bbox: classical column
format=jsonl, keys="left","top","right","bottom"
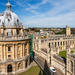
{"left": 13, "top": 44, "right": 15, "bottom": 59}
{"left": 23, "top": 44, "right": 24, "bottom": 57}
{"left": 23, "top": 61, "right": 25, "bottom": 69}
{"left": 20, "top": 29, "right": 23, "bottom": 36}
{"left": 21, "top": 44, "right": 23, "bottom": 58}
{"left": 1, "top": 45, "right": 3, "bottom": 61}
{"left": 4, "top": 45, "right": 6, "bottom": 60}
{"left": 22, "top": 44, "right": 24, "bottom": 57}
{"left": 24, "top": 44, "right": 25, "bottom": 56}
{"left": 27, "top": 42, "right": 29, "bottom": 54}
{"left": 16, "top": 44, "right": 18, "bottom": 59}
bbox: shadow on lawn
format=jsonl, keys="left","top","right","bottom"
{"left": 38, "top": 60, "right": 51, "bottom": 75}
{"left": 39, "top": 70, "right": 43, "bottom": 75}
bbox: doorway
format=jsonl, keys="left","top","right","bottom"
{"left": 7, "top": 64, "right": 12, "bottom": 73}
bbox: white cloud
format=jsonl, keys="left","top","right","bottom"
{"left": 21, "top": 0, "right": 75, "bottom": 27}
{"left": 12, "top": 0, "right": 75, "bottom": 27}
{"left": 25, "top": 0, "right": 50, "bottom": 14}
{"left": 22, "top": 9, "right": 75, "bottom": 27}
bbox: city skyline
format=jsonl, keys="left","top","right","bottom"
{"left": 0, "top": 0, "right": 75, "bottom": 27}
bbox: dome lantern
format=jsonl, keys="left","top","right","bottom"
{"left": 6, "top": 0, "right": 11, "bottom": 11}
{"left": 0, "top": 0, "right": 22, "bottom": 27}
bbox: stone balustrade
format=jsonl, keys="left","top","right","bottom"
{"left": 0, "top": 36, "right": 30, "bottom": 41}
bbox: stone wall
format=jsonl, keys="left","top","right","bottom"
{"left": 0, "top": 55, "right": 30, "bottom": 74}
{"left": 52, "top": 55, "right": 66, "bottom": 74}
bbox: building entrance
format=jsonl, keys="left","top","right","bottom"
{"left": 7, "top": 64, "right": 12, "bottom": 72}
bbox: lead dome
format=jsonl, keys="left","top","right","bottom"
{"left": 0, "top": 2, "right": 22, "bottom": 26}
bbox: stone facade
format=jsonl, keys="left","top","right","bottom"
{"left": 53, "top": 55, "right": 66, "bottom": 74}
{"left": 33, "top": 26, "right": 75, "bottom": 75}
{"left": 0, "top": 1, "right": 30, "bottom": 75}
{"left": 33, "top": 34, "right": 75, "bottom": 63}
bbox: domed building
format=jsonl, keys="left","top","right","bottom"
{"left": 0, "top": 1, "right": 30, "bottom": 75}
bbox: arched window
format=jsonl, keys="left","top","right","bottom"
{"left": 18, "top": 62, "right": 22, "bottom": 70}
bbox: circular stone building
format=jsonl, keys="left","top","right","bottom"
{"left": 0, "top": 2, "right": 30, "bottom": 75}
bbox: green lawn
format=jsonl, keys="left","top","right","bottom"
{"left": 59, "top": 51, "right": 66, "bottom": 59}
{"left": 18, "top": 66, "right": 43, "bottom": 75}
{"left": 70, "top": 50, "right": 74, "bottom": 54}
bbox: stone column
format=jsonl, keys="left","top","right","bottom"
{"left": 23, "top": 61, "right": 25, "bottom": 69}
{"left": 23, "top": 44, "right": 25, "bottom": 57}
{"left": 4, "top": 45, "right": 6, "bottom": 61}
{"left": 27, "top": 42, "right": 29, "bottom": 54}
{"left": 21, "top": 44, "right": 23, "bottom": 58}
{"left": 16, "top": 44, "right": 18, "bottom": 59}
{"left": 1, "top": 45, "right": 3, "bottom": 61}
{"left": 13, "top": 44, "right": 15, "bottom": 59}
{"left": 28, "top": 57, "right": 30, "bottom": 65}
{"left": 22, "top": 44, "right": 25, "bottom": 57}
{"left": 20, "top": 29, "right": 23, "bottom": 36}
{"left": 13, "top": 29, "right": 17, "bottom": 36}
{"left": 13, "top": 63, "right": 16, "bottom": 74}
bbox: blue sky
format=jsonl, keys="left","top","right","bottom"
{"left": 0, "top": 0, "right": 75, "bottom": 27}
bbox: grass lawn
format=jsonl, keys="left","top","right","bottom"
{"left": 18, "top": 66, "right": 43, "bottom": 75}
{"left": 70, "top": 50, "right": 74, "bottom": 54}
{"left": 59, "top": 51, "right": 66, "bottom": 59}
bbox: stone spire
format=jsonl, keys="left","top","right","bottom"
{"left": 6, "top": 0, "right": 11, "bottom": 11}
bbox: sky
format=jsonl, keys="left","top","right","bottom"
{"left": 0, "top": 0, "right": 75, "bottom": 28}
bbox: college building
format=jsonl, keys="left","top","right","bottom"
{"left": 33, "top": 25, "right": 75, "bottom": 75}
{"left": 0, "top": 1, "right": 30, "bottom": 75}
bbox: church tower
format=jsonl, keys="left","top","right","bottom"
{"left": 66, "top": 25, "right": 71, "bottom": 36}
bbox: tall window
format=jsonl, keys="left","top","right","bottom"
{"left": 49, "top": 43, "right": 50, "bottom": 48}
{"left": 6, "top": 29, "right": 11, "bottom": 36}
{"left": 58, "top": 42, "right": 59, "bottom": 46}
{"left": 17, "top": 29, "right": 19, "bottom": 35}
{"left": 8, "top": 46, "right": 11, "bottom": 52}
{"left": 61, "top": 42, "right": 62, "bottom": 46}
{"left": 55, "top": 42, "right": 56, "bottom": 47}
